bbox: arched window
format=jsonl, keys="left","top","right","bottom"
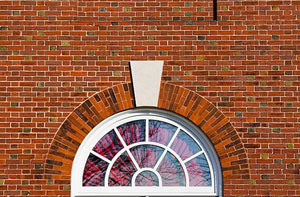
{"left": 72, "top": 108, "right": 222, "bottom": 196}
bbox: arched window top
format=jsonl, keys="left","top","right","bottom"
{"left": 72, "top": 108, "right": 222, "bottom": 196}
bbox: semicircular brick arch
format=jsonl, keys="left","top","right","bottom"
{"left": 44, "top": 82, "right": 249, "bottom": 192}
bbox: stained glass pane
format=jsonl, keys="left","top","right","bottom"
{"left": 130, "top": 145, "right": 164, "bottom": 168}
{"left": 117, "top": 120, "right": 145, "bottom": 145}
{"left": 92, "top": 129, "right": 123, "bottom": 160}
{"left": 171, "top": 130, "right": 202, "bottom": 161}
{"left": 135, "top": 171, "right": 159, "bottom": 186}
{"left": 149, "top": 120, "right": 177, "bottom": 145}
{"left": 157, "top": 152, "right": 185, "bottom": 186}
{"left": 109, "top": 152, "right": 137, "bottom": 186}
{"left": 83, "top": 153, "right": 109, "bottom": 186}
{"left": 186, "top": 154, "right": 211, "bottom": 186}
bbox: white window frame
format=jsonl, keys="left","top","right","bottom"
{"left": 71, "top": 108, "right": 223, "bottom": 197}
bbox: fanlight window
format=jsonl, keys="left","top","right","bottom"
{"left": 72, "top": 109, "right": 222, "bottom": 196}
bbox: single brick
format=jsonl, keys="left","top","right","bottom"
{"left": 35, "top": 164, "right": 43, "bottom": 169}
{"left": 285, "top": 102, "right": 293, "bottom": 107}
{"left": 260, "top": 81, "right": 267, "bottom": 86}
{"left": 197, "top": 86, "right": 204, "bottom": 91}
{"left": 113, "top": 71, "right": 121, "bottom": 76}
{"left": 272, "top": 35, "right": 280, "bottom": 40}
{"left": 149, "top": 26, "right": 157, "bottom": 31}
{"left": 159, "top": 51, "right": 167, "bottom": 56}
{"left": 62, "top": 41, "right": 70, "bottom": 46}
{"left": 184, "top": 71, "right": 192, "bottom": 76}
{"left": 111, "top": 22, "right": 119, "bottom": 26}
{"left": 272, "top": 66, "right": 279, "bottom": 70}
{"left": 285, "top": 71, "right": 292, "bottom": 75}
{"left": 0, "top": 46, "right": 8, "bottom": 50}
{"left": 37, "top": 31, "right": 45, "bottom": 36}
{"left": 247, "top": 76, "right": 255, "bottom": 81}
{"left": 148, "top": 36, "right": 155, "bottom": 40}
{"left": 13, "top": 11, "right": 19, "bottom": 15}
{"left": 249, "top": 180, "right": 256, "bottom": 184}
{"left": 210, "top": 41, "right": 218, "bottom": 46}
{"left": 88, "top": 51, "right": 95, "bottom": 56}
{"left": 123, "top": 7, "right": 131, "bottom": 12}
{"left": 274, "top": 159, "right": 281, "bottom": 164}
{"left": 10, "top": 154, "right": 17, "bottom": 159}
{"left": 261, "top": 175, "right": 270, "bottom": 180}
{"left": 49, "top": 117, "right": 58, "bottom": 123}
{"left": 248, "top": 97, "right": 255, "bottom": 102}
{"left": 24, "top": 56, "right": 32, "bottom": 61}
{"left": 111, "top": 51, "right": 118, "bottom": 56}
{"left": 197, "top": 56, "right": 205, "bottom": 61}
{"left": 47, "top": 180, "right": 54, "bottom": 185}
{"left": 288, "top": 180, "right": 295, "bottom": 185}
{"left": 23, "top": 128, "right": 31, "bottom": 133}
{"left": 197, "top": 7, "right": 204, "bottom": 12}
{"left": 221, "top": 97, "right": 229, "bottom": 102}
{"left": 247, "top": 26, "right": 255, "bottom": 30}
{"left": 24, "top": 36, "right": 32, "bottom": 41}
{"left": 221, "top": 6, "right": 229, "bottom": 11}
{"left": 286, "top": 144, "right": 293, "bottom": 149}
{"left": 260, "top": 102, "right": 268, "bottom": 107}
{"left": 172, "top": 76, "right": 180, "bottom": 81}
{"left": 272, "top": 6, "right": 279, "bottom": 10}
{"left": 11, "top": 102, "right": 19, "bottom": 107}
{"left": 184, "top": 2, "right": 193, "bottom": 7}
{"left": 123, "top": 46, "right": 131, "bottom": 51}
{"left": 111, "top": 2, "right": 118, "bottom": 7}
{"left": 50, "top": 46, "right": 56, "bottom": 51}
{"left": 22, "top": 191, "right": 29, "bottom": 195}
{"left": 235, "top": 112, "right": 242, "bottom": 117}
{"left": 173, "top": 66, "right": 180, "bottom": 71}
{"left": 173, "top": 17, "right": 180, "bottom": 21}
{"left": 172, "top": 7, "right": 180, "bottom": 12}
{"left": 222, "top": 65, "right": 229, "bottom": 71}
{"left": 37, "top": 82, "right": 45, "bottom": 87}
{"left": 22, "top": 180, "right": 29, "bottom": 185}
{"left": 87, "top": 31, "right": 94, "bottom": 36}
{"left": 0, "top": 26, "right": 8, "bottom": 30}
{"left": 75, "top": 87, "right": 83, "bottom": 92}
{"left": 38, "top": 11, "right": 45, "bottom": 16}
{"left": 63, "top": 185, "right": 71, "bottom": 191}
{"left": 99, "top": 7, "right": 107, "bottom": 12}
{"left": 0, "top": 180, "right": 3, "bottom": 185}
{"left": 198, "top": 36, "right": 205, "bottom": 40}
{"left": 272, "top": 128, "right": 281, "bottom": 133}
{"left": 248, "top": 128, "right": 256, "bottom": 133}
{"left": 13, "top": 50, "right": 19, "bottom": 55}
{"left": 185, "top": 12, "right": 193, "bottom": 17}
{"left": 185, "top": 21, "right": 193, "bottom": 25}
{"left": 261, "top": 153, "right": 268, "bottom": 159}
{"left": 234, "top": 51, "right": 243, "bottom": 55}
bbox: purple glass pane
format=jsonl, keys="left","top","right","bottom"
{"left": 186, "top": 154, "right": 211, "bottom": 186}
{"left": 136, "top": 171, "right": 159, "bottom": 186}
{"left": 117, "top": 120, "right": 145, "bottom": 145}
{"left": 149, "top": 120, "right": 177, "bottom": 145}
{"left": 157, "top": 152, "right": 185, "bottom": 186}
{"left": 130, "top": 145, "right": 164, "bottom": 168}
{"left": 109, "top": 152, "right": 137, "bottom": 186}
{"left": 92, "top": 129, "right": 123, "bottom": 160}
{"left": 83, "top": 153, "right": 108, "bottom": 186}
{"left": 171, "top": 130, "right": 202, "bottom": 161}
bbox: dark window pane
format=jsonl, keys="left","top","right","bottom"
{"left": 83, "top": 153, "right": 109, "bottom": 186}
{"left": 109, "top": 152, "right": 137, "bottom": 186}
{"left": 118, "top": 120, "right": 145, "bottom": 145}
{"left": 157, "top": 152, "right": 185, "bottom": 186}
{"left": 130, "top": 145, "right": 164, "bottom": 168}
{"left": 149, "top": 120, "right": 177, "bottom": 145}
{"left": 171, "top": 130, "right": 202, "bottom": 161}
{"left": 92, "top": 129, "right": 123, "bottom": 160}
{"left": 186, "top": 154, "right": 211, "bottom": 186}
{"left": 136, "top": 171, "right": 159, "bottom": 186}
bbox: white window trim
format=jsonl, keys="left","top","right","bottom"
{"left": 71, "top": 108, "right": 222, "bottom": 197}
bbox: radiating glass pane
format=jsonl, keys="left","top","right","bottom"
{"left": 117, "top": 120, "right": 145, "bottom": 145}
{"left": 186, "top": 154, "right": 211, "bottom": 186}
{"left": 130, "top": 145, "right": 164, "bottom": 168}
{"left": 92, "top": 129, "right": 123, "bottom": 160}
{"left": 109, "top": 152, "right": 137, "bottom": 186}
{"left": 83, "top": 153, "right": 108, "bottom": 186}
{"left": 136, "top": 171, "right": 159, "bottom": 186}
{"left": 170, "top": 130, "right": 202, "bottom": 161}
{"left": 149, "top": 120, "right": 177, "bottom": 145}
{"left": 157, "top": 152, "right": 185, "bottom": 186}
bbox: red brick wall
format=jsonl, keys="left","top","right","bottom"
{"left": 0, "top": 0, "right": 299, "bottom": 196}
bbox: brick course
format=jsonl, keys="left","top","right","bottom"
{"left": 0, "top": 0, "right": 300, "bottom": 196}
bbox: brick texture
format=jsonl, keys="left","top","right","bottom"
{"left": 0, "top": 0, "right": 300, "bottom": 196}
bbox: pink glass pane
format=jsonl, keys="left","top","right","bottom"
{"left": 109, "top": 152, "right": 137, "bottom": 186}
{"left": 149, "top": 120, "right": 177, "bottom": 145}
{"left": 130, "top": 145, "right": 164, "bottom": 168}
{"left": 186, "top": 154, "right": 211, "bottom": 186}
{"left": 92, "top": 130, "right": 123, "bottom": 160}
{"left": 157, "top": 152, "right": 185, "bottom": 186}
{"left": 83, "top": 153, "right": 108, "bottom": 186}
{"left": 135, "top": 171, "right": 159, "bottom": 186}
{"left": 117, "top": 120, "right": 145, "bottom": 145}
{"left": 171, "top": 130, "right": 202, "bottom": 161}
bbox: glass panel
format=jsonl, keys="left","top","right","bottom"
{"left": 83, "top": 153, "right": 108, "bottom": 186}
{"left": 109, "top": 152, "right": 137, "bottom": 186}
{"left": 157, "top": 152, "right": 185, "bottom": 186}
{"left": 186, "top": 154, "right": 212, "bottom": 186}
{"left": 149, "top": 120, "right": 177, "bottom": 145}
{"left": 130, "top": 145, "right": 164, "bottom": 168}
{"left": 117, "top": 120, "right": 145, "bottom": 145}
{"left": 170, "top": 130, "right": 202, "bottom": 161}
{"left": 92, "top": 129, "right": 123, "bottom": 160}
{"left": 136, "top": 171, "right": 159, "bottom": 186}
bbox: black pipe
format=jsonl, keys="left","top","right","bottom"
{"left": 213, "top": 0, "right": 217, "bottom": 21}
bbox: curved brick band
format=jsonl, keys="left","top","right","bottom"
{"left": 44, "top": 82, "right": 249, "bottom": 193}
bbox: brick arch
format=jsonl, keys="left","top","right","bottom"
{"left": 44, "top": 82, "right": 249, "bottom": 192}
